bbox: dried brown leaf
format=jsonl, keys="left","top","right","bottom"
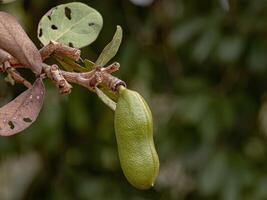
{"left": 0, "top": 48, "right": 11, "bottom": 63}
{"left": 0, "top": 12, "right": 42, "bottom": 74}
{"left": 0, "top": 78, "right": 45, "bottom": 136}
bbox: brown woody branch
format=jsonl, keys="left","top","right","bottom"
{"left": 4, "top": 61, "right": 32, "bottom": 88}
{"left": 39, "top": 41, "right": 81, "bottom": 61}
{"left": 2, "top": 42, "right": 126, "bottom": 93}
{"left": 9, "top": 41, "right": 81, "bottom": 67}
{"left": 43, "top": 63, "right": 72, "bottom": 94}
{"left": 59, "top": 62, "right": 125, "bottom": 92}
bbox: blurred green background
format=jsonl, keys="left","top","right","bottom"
{"left": 1, "top": 0, "right": 267, "bottom": 199}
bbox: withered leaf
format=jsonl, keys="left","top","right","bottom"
{"left": 0, "top": 12, "right": 42, "bottom": 75}
{"left": 0, "top": 48, "right": 11, "bottom": 64}
{"left": 0, "top": 78, "right": 45, "bottom": 136}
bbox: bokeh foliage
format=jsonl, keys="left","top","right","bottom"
{"left": 1, "top": 0, "right": 267, "bottom": 199}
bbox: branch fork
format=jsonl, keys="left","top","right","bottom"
{"left": 1, "top": 42, "right": 125, "bottom": 95}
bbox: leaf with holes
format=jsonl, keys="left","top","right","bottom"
{"left": 38, "top": 2, "right": 103, "bottom": 49}
{"left": 0, "top": 78, "right": 45, "bottom": 136}
{"left": 95, "top": 26, "right": 123, "bottom": 66}
{"left": 0, "top": 12, "right": 42, "bottom": 74}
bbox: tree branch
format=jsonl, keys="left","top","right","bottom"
{"left": 1, "top": 42, "right": 126, "bottom": 94}
{"left": 8, "top": 41, "right": 81, "bottom": 67}
{"left": 3, "top": 61, "right": 32, "bottom": 88}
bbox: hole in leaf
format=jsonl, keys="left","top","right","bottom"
{"left": 39, "top": 28, "right": 43, "bottom": 37}
{"left": 47, "top": 15, "right": 52, "bottom": 20}
{"left": 88, "top": 22, "right": 95, "bottom": 26}
{"left": 69, "top": 42, "right": 74, "bottom": 47}
{"left": 23, "top": 118, "right": 32, "bottom": 123}
{"left": 65, "top": 7, "right": 72, "bottom": 20}
{"left": 51, "top": 25, "right": 58, "bottom": 30}
{"left": 8, "top": 121, "right": 15, "bottom": 129}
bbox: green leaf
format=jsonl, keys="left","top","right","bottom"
{"left": 98, "top": 85, "right": 119, "bottom": 101}
{"left": 56, "top": 58, "right": 73, "bottom": 72}
{"left": 95, "top": 25, "right": 123, "bottom": 66}
{"left": 84, "top": 59, "right": 95, "bottom": 71}
{"left": 95, "top": 87, "right": 116, "bottom": 111}
{"left": 56, "top": 56, "right": 88, "bottom": 72}
{"left": 37, "top": 2, "right": 103, "bottom": 48}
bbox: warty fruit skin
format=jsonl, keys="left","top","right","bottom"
{"left": 114, "top": 87, "right": 159, "bottom": 190}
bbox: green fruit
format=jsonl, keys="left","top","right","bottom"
{"left": 114, "top": 87, "right": 160, "bottom": 190}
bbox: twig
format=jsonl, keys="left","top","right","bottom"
{"left": 3, "top": 61, "right": 32, "bottom": 88}
{"left": 0, "top": 49, "right": 31, "bottom": 88}
{"left": 43, "top": 63, "right": 72, "bottom": 94}
{"left": 41, "top": 61, "right": 125, "bottom": 93}
{"left": 1, "top": 42, "right": 125, "bottom": 93}
{"left": 102, "top": 62, "right": 120, "bottom": 74}
{"left": 9, "top": 42, "right": 81, "bottom": 67}
{"left": 39, "top": 41, "right": 81, "bottom": 61}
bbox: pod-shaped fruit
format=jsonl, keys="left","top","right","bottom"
{"left": 114, "top": 87, "right": 159, "bottom": 190}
